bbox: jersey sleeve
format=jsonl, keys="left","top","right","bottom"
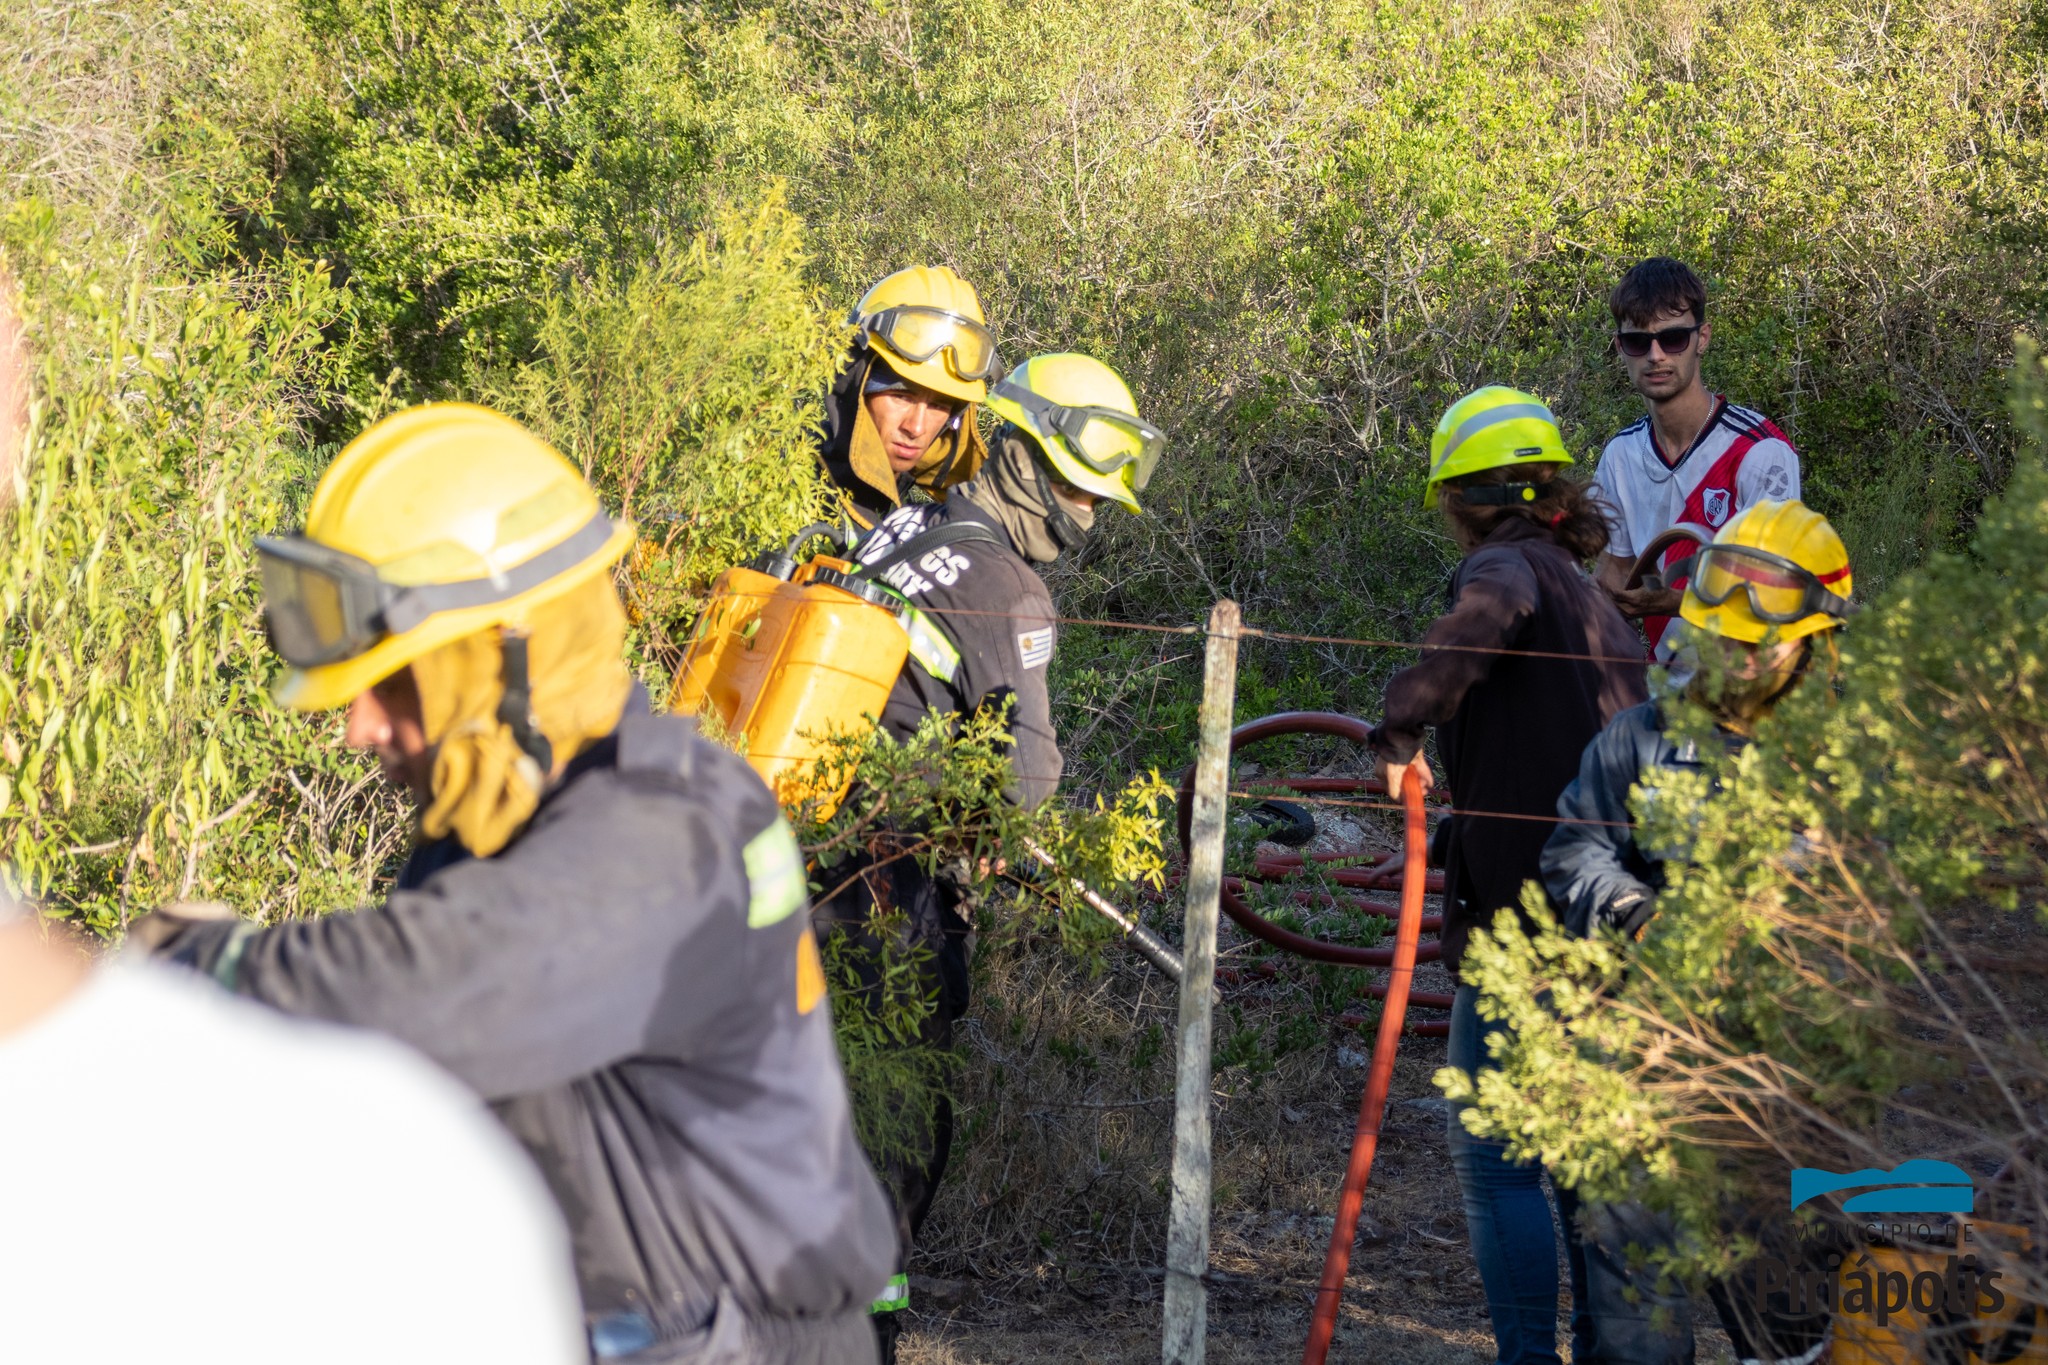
{"left": 1735, "top": 437, "right": 1800, "bottom": 508}
{"left": 1590, "top": 442, "right": 1635, "bottom": 559}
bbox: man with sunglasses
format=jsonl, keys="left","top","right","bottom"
{"left": 1592, "top": 258, "right": 1801, "bottom": 651}
{"left": 819, "top": 267, "right": 1001, "bottom": 531}
{"left": 827, "top": 352, "right": 1164, "bottom": 1361}
{"left": 1539, "top": 498, "right": 1849, "bottom": 1365}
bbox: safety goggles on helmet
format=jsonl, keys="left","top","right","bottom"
{"left": 257, "top": 512, "right": 622, "bottom": 668}
{"left": 853, "top": 305, "right": 1001, "bottom": 383}
{"left": 990, "top": 379, "right": 1165, "bottom": 491}
{"left": 1687, "top": 543, "right": 1852, "bottom": 626}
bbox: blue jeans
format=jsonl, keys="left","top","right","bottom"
{"left": 1450, "top": 984, "right": 1696, "bottom": 1365}
{"left": 1447, "top": 983, "right": 1586, "bottom": 1365}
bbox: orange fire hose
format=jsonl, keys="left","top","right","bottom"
{"left": 1301, "top": 766, "right": 1430, "bottom": 1365}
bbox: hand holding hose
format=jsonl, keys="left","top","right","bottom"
{"left": 1381, "top": 752, "right": 1434, "bottom": 800}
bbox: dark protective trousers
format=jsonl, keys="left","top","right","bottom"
{"left": 813, "top": 849, "right": 974, "bottom": 1365}
{"left": 1451, "top": 986, "right": 1828, "bottom": 1365}
{"left": 1552, "top": 1185, "right": 1832, "bottom": 1364}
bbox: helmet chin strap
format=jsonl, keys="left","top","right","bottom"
{"left": 1030, "top": 449, "right": 1090, "bottom": 552}
{"left": 497, "top": 629, "right": 554, "bottom": 774}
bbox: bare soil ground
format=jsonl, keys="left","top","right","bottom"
{"left": 893, "top": 775, "right": 1745, "bottom": 1363}
{"left": 898, "top": 1001, "right": 1742, "bottom": 1363}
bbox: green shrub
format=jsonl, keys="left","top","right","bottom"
{"left": 472, "top": 190, "right": 847, "bottom": 681}
{"left": 0, "top": 203, "right": 392, "bottom": 928}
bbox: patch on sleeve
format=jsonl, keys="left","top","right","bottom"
{"left": 742, "top": 819, "right": 808, "bottom": 928}
{"left": 1016, "top": 626, "right": 1054, "bottom": 670}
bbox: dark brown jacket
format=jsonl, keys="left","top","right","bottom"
{"left": 1367, "top": 518, "right": 1647, "bottom": 978}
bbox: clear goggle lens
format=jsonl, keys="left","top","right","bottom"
{"left": 1691, "top": 546, "right": 1837, "bottom": 623}
{"left": 1063, "top": 411, "right": 1162, "bottom": 490}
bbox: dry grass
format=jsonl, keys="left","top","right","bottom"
{"left": 904, "top": 786, "right": 1747, "bottom": 1360}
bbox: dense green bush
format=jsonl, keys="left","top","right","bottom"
{"left": 267, "top": 1, "right": 2044, "bottom": 718}
{"left": 472, "top": 191, "right": 848, "bottom": 675}
{"left": 0, "top": 202, "right": 385, "bottom": 928}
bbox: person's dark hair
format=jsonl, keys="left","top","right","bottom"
{"left": 1438, "top": 463, "right": 1611, "bottom": 561}
{"left": 1608, "top": 257, "right": 1707, "bottom": 329}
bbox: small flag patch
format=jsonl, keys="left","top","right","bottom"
{"left": 1017, "top": 627, "right": 1054, "bottom": 669}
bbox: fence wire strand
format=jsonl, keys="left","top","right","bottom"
{"left": 685, "top": 587, "right": 1659, "bottom": 666}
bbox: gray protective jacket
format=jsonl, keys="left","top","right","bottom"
{"left": 150, "top": 701, "right": 897, "bottom": 1357}
{"left": 851, "top": 499, "right": 1062, "bottom": 807}
{"left": 1540, "top": 699, "right": 1745, "bottom": 938}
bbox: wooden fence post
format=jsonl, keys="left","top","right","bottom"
{"left": 1163, "top": 599, "right": 1241, "bottom": 1365}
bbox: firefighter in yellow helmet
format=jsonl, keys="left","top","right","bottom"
{"left": 828, "top": 352, "right": 1162, "bottom": 1361}
{"left": 819, "top": 267, "right": 1000, "bottom": 530}
{"left": 134, "top": 404, "right": 897, "bottom": 1364}
{"left": 1541, "top": 500, "right": 1851, "bottom": 1365}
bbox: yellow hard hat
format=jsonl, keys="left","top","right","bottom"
{"left": 986, "top": 353, "right": 1163, "bottom": 514}
{"left": 1425, "top": 386, "right": 1572, "bottom": 508}
{"left": 1679, "top": 499, "right": 1852, "bottom": 644}
{"left": 852, "top": 266, "right": 997, "bottom": 405}
{"left": 257, "top": 403, "right": 635, "bottom": 711}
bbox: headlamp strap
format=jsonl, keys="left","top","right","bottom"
{"left": 496, "top": 629, "right": 553, "bottom": 775}
{"left": 1460, "top": 481, "right": 1551, "bottom": 506}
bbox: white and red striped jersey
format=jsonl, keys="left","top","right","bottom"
{"left": 1592, "top": 397, "right": 1801, "bottom": 650}
{"left": 1592, "top": 397, "right": 1800, "bottom": 561}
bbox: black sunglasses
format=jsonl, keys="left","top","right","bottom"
{"left": 1615, "top": 325, "right": 1700, "bottom": 358}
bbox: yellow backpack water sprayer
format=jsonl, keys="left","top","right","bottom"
{"left": 669, "top": 521, "right": 1006, "bottom": 816}
{"left": 673, "top": 520, "right": 1193, "bottom": 983}
{"left": 668, "top": 524, "right": 913, "bottom": 817}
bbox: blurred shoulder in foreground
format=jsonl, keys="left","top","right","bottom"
{"left": 0, "top": 912, "right": 585, "bottom": 1365}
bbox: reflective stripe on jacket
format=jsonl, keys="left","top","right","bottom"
{"left": 853, "top": 500, "right": 1063, "bottom": 808}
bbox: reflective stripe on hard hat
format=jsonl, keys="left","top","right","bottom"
{"left": 870, "top": 1274, "right": 910, "bottom": 1314}
{"left": 902, "top": 606, "right": 962, "bottom": 683}
{"left": 1430, "top": 401, "right": 1558, "bottom": 478}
